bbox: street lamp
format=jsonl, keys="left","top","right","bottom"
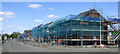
{"left": 0, "top": 31, "right": 3, "bottom": 43}
{"left": 38, "top": 28, "right": 41, "bottom": 43}
{"left": 100, "top": 14, "right": 102, "bottom": 46}
{"left": 99, "top": 8, "right": 103, "bottom": 46}
{"left": 100, "top": 10, "right": 103, "bottom": 46}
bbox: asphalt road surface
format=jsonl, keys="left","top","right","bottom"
{"left": 2, "top": 40, "right": 119, "bottom": 52}
{"left": 0, "top": 40, "right": 2, "bottom": 54}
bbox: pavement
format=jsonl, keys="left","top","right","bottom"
{"left": 1, "top": 39, "right": 119, "bottom": 52}
{"left": 21, "top": 40, "right": 43, "bottom": 47}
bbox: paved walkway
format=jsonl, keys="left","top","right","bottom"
{"left": 16, "top": 40, "right": 117, "bottom": 49}
{"left": 2, "top": 40, "right": 119, "bottom": 52}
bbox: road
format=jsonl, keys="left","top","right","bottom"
{"left": 0, "top": 40, "right": 2, "bottom": 54}
{"left": 2, "top": 40, "right": 119, "bottom": 52}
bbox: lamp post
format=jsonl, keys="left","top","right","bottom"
{"left": 99, "top": 8, "right": 103, "bottom": 46}
{"left": 66, "top": 35, "right": 67, "bottom": 46}
{"left": 39, "top": 28, "right": 40, "bottom": 43}
{"left": 100, "top": 10, "right": 103, "bottom": 46}
{"left": 47, "top": 30, "right": 49, "bottom": 43}
{"left": 42, "top": 28, "right": 44, "bottom": 44}
{"left": 100, "top": 14, "right": 101, "bottom": 46}
{"left": 39, "top": 36, "right": 40, "bottom": 43}
{"left": 0, "top": 31, "right": 3, "bottom": 43}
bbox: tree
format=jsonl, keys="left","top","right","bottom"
{"left": 1, "top": 33, "right": 9, "bottom": 41}
{"left": 24, "top": 30, "right": 31, "bottom": 33}
{"left": 10, "top": 32, "right": 21, "bottom": 38}
{"left": 4, "top": 33, "right": 9, "bottom": 39}
{"left": 23, "top": 30, "right": 31, "bottom": 39}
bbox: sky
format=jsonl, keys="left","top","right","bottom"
{"left": 0, "top": 2, "right": 118, "bottom": 34}
{"left": 2, "top": 0, "right": 120, "bottom": 2}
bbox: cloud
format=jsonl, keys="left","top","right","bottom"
{"left": 113, "top": 13, "right": 116, "bottom": 16}
{"left": 17, "top": 26, "right": 24, "bottom": 30}
{"left": 6, "top": 21, "right": 8, "bottom": 23}
{"left": 0, "top": 18, "right": 4, "bottom": 21}
{"left": 0, "top": 11, "right": 15, "bottom": 18}
{"left": 34, "top": 20, "right": 43, "bottom": 22}
{"left": 8, "top": 25, "right": 12, "bottom": 28}
{"left": 47, "top": 14, "right": 59, "bottom": 18}
{"left": 0, "top": 23, "right": 3, "bottom": 26}
{"left": 49, "top": 8, "right": 55, "bottom": 10}
{"left": 0, "top": 12, "right": 4, "bottom": 15}
{"left": 28, "top": 4, "right": 42, "bottom": 8}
